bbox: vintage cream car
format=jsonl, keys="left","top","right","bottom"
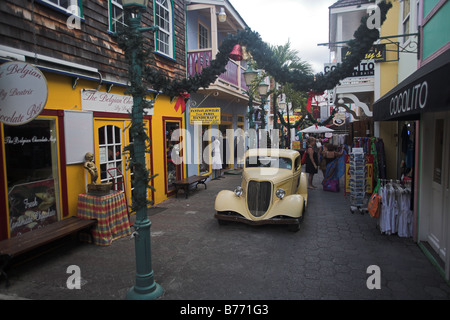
{"left": 214, "top": 149, "right": 308, "bottom": 231}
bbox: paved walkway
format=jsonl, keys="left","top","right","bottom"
{"left": 0, "top": 171, "right": 449, "bottom": 300}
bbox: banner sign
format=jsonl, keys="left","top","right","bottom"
{"left": 0, "top": 62, "right": 48, "bottom": 125}
{"left": 190, "top": 108, "right": 220, "bottom": 125}
{"left": 81, "top": 90, "right": 153, "bottom": 115}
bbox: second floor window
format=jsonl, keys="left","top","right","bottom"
{"left": 198, "top": 23, "right": 209, "bottom": 49}
{"left": 402, "top": 0, "right": 411, "bottom": 43}
{"left": 109, "top": 0, "right": 126, "bottom": 33}
{"left": 40, "top": 0, "right": 81, "bottom": 16}
{"left": 155, "top": 0, "right": 173, "bottom": 58}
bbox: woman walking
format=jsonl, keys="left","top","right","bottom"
{"left": 305, "top": 137, "right": 319, "bottom": 189}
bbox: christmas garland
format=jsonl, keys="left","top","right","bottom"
{"left": 139, "top": 1, "right": 391, "bottom": 100}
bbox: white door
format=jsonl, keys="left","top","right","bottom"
{"left": 428, "top": 112, "right": 450, "bottom": 262}
{"left": 443, "top": 114, "right": 450, "bottom": 279}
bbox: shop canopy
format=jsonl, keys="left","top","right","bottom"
{"left": 373, "top": 49, "right": 450, "bottom": 121}
{"left": 300, "top": 125, "right": 334, "bottom": 134}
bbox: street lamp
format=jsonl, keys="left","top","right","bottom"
{"left": 122, "top": 0, "right": 163, "bottom": 300}
{"left": 257, "top": 80, "right": 269, "bottom": 97}
{"left": 217, "top": 7, "right": 227, "bottom": 23}
{"left": 243, "top": 64, "right": 258, "bottom": 87}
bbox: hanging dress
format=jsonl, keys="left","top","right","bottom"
{"left": 212, "top": 139, "right": 222, "bottom": 170}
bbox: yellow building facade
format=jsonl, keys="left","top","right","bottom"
{"left": 0, "top": 68, "right": 186, "bottom": 239}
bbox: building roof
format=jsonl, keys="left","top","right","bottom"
{"left": 329, "top": 0, "right": 375, "bottom": 9}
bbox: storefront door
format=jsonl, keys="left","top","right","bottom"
{"left": 164, "top": 118, "right": 182, "bottom": 195}
{"left": 3, "top": 118, "right": 61, "bottom": 237}
{"left": 94, "top": 118, "right": 153, "bottom": 208}
{"left": 428, "top": 112, "right": 450, "bottom": 262}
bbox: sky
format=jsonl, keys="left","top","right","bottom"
{"left": 229, "top": 0, "right": 337, "bottom": 74}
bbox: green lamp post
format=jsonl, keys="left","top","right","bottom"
{"left": 122, "top": 0, "right": 163, "bottom": 300}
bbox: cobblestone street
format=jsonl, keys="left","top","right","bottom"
{"left": 1, "top": 173, "right": 449, "bottom": 300}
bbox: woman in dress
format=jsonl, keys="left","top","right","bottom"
{"left": 305, "top": 137, "right": 319, "bottom": 189}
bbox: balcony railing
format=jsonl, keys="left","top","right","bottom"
{"left": 187, "top": 49, "right": 249, "bottom": 93}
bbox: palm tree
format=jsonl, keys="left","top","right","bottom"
{"left": 269, "top": 40, "right": 312, "bottom": 147}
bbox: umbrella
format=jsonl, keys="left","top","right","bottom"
{"left": 300, "top": 125, "right": 334, "bottom": 133}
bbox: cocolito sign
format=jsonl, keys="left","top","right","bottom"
{"left": 389, "top": 81, "right": 428, "bottom": 117}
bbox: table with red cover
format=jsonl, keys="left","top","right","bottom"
{"left": 77, "top": 191, "right": 131, "bottom": 246}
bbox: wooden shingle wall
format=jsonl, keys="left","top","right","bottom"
{"left": 0, "top": 0, "right": 186, "bottom": 85}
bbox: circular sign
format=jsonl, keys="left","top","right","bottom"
{"left": 0, "top": 61, "right": 48, "bottom": 125}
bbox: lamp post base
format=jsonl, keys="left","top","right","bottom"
{"left": 126, "top": 282, "right": 164, "bottom": 300}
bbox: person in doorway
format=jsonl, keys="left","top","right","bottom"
{"left": 305, "top": 137, "right": 319, "bottom": 189}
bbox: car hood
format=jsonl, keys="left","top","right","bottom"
{"left": 243, "top": 168, "right": 292, "bottom": 184}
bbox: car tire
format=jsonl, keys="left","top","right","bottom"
{"left": 288, "top": 220, "right": 300, "bottom": 232}
{"left": 217, "top": 218, "right": 229, "bottom": 226}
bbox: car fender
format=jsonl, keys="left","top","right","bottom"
{"left": 265, "top": 194, "right": 305, "bottom": 219}
{"left": 298, "top": 172, "right": 308, "bottom": 206}
{"left": 214, "top": 190, "right": 247, "bottom": 216}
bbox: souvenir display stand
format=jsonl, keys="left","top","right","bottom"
{"left": 349, "top": 148, "right": 367, "bottom": 214}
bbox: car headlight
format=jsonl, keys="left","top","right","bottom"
{"left": 234, "top": 186, "right": 243, "bottom": 197}
{"left": 276, "top": 188, "right": 285, "bottom": 199}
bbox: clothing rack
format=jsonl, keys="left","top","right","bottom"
{"left": 377, "top": 179, "right": 413, "bottom": 237}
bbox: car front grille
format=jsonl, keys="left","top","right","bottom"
{"left": 247, "top": 181, "right": 272, "bottom": 217}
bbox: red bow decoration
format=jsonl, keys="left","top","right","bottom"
{"left": 174, "top": 92, "right": 190, "bottom": 114}
{"left": 306, "top": 90, "right": 324, "bottom": 113}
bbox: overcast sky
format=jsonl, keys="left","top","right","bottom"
{"left": 229, "top": 0, "right": 337, "bottom": 74}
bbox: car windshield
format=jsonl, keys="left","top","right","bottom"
{"left": 245, "top": 156, "right": 292, "bottom": 169}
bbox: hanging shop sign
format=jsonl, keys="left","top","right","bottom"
{"left": 277, "top": 115, "right": 300, "bottom": 123}
{"left": 81, "top": 90, "right": 153, "bottom": 115}
{"left": 190, "top": 108, "right": 220, "bottom": 125}
{"left": 333, "top": 112, "right": 346, "bottom": 126}
{"left": 324, "top": 60, "right": 375, "bottom": 78}
{"left": 0, "top": 62, "right": 48, "bottom": 125}
{"left": 342, "top": 44, "right": 386, "bottom": 62}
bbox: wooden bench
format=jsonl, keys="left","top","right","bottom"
{"left": 0, "top": 217, "right": 97, "bottom": 287}
{"left": 173, "top": 175, "right": 208, "bottom": 198}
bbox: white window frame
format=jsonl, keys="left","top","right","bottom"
{"left": 154, "top": 0, "right": 174, "bottom": 58}
{"left": 401, "top": 0, "right": 411, "bottom": 44}
{"left": 198, "top": 21, "right": 210, "bottom": 49}
{"left": 109, "top": 0, "right": 126, "bottom": 33}
{"left": 39, "top": 0, "right": 81, "bottom": 17}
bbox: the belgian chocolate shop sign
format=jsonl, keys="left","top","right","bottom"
{"left": 0, "top": 61, "right": 48, "bottom": 125}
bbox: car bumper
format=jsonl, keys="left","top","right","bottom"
{"left": 214, "top": 211, "right": 301, "bottom": 226}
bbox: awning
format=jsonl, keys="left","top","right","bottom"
{"left": 373, "top": 49, "right": 450, "bottom": 121}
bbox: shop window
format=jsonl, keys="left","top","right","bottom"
{"left": 98, "top": 125, "right": 124, "bottom": 190}
{"left": 4, "top": 119, "right": 60, "bottom": 237}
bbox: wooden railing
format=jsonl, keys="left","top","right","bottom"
{"left": 187, "top": 49, "right": 248, "bottom": 92}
